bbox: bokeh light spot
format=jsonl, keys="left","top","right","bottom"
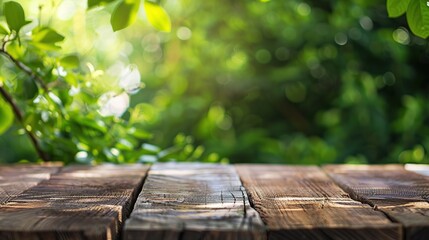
{"left": 393, "top": 28, "right": 410, "bottom": 45}
{"left": 255, "top": 49, "right": 272, "bottom": 64}
{"left": 297, "top": 3, "right": 311, "bottom": 16}
{"left": 359, "top": 16, "right": 373, "bottom": 31}
{"left": 334, "top": 32, "right": 348, "bottom": 45}
{"left": 383, "top": 72, "right": 396, "bottom": 86}
{"left": 177, "top": 26, "right": 192, "bottom": 40}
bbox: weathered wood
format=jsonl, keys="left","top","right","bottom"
{"left": 124, "top": 163, "right": 266, "bottom": 240}
{"left": 236, "top": 165, "right": 401, "bottom": 240}
{"left": 324, "top": 164, "right": 429, "bottom": 240}
{"left": 0, "top": 163, "right": 61, "bottom": 204}
{"left": 0, "top": 164, "right": 149, "bottom": 240}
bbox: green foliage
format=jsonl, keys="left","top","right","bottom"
{"left": 108, "top": 0, "right": 171, "bottom": 32}
{"left": 31, "top": 27, "right": 64, "bottom": 50}
{"left": 16, "top": 77, "right": 38, "bottom": 100}
{"left": 59, "top": 55, "right": 80, "bottom": 68}
{"left": 144, "top": 1, "right": 171, "bottom": 32}
{"left": 0, "top": 23, "right": 9, "bottom": 35}
{"left": 406, "top": 0, "right": 429, "bottom": 38}
{"left": 4, "top": 1, "right": 29, "bottom": 33}
{"left": 0, "top": 0, "right": 428, "bottom": 166}
{"left": 387, "top": 0, "right": 411, "bottom": 17}
{"left": 0, "top": 95, "right": 13, "bottom": 135}
{"left": 111, "top": 0, "right": 140, "bottom": 31}
{"left": 121, "top": 0, "right": 428, "bottom": 164}
{"left": 0, "top": 0, "right": 198, "bottom": 164}
{"left": 88, "top": 0, "right": 116, "bottom": 9}
{"left": 32, "top": 27, "right": 64, "bottom": 43}
{"left": 387, "top": 0, "right": 429, "bottom": 38}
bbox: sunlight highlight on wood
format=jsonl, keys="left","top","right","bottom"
{"left": 0, "top": 164, "right": 148, "bottom": 239}
{"left": 324, "top": 164, "right": 429, "bottom": 240}
{"left": 236, "top": 165, "right": 401, "bottom": 240}
{"left": 124, "top": 162, "right": 265, "bottom": 240}
{"left": 0, "top": 163, "right": 61, "bottom": 205}
{"left": 405, "top": 164, "right": 429, "bottom": 177}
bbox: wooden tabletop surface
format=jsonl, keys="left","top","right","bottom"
{"left": 0, "top": 163, "right": 427, "bottom": 240}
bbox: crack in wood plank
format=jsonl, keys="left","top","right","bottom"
{"left": 124, "top": 162, "right": 266, "bottom": 240}
{"left": 0, "top": 164, "right": 149, "bottom": 240}
{"left": 236, "top": 164, "right": 401, "bottom": 240}
{"left": 323, "top": 164, "right": 429, "bottom": 240}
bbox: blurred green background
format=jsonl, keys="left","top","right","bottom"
{"left": 1, "top": 0, "right": 428, "bottom": 164}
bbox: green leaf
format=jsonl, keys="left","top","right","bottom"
{"left": 32, "top": 27, "right": 65, "bottom": 43}
{"left": 116, "top": 138, "right": 135, "bottom": 150}
{"left": 30, "top": 42, "right": 61, "bottom": 51}
{"left": 387, "top": 0, "right": 411, "bottom": 17}
{"left": 16, "top": 77, "right": 38, "bottom": 100}
{"left": 157, "top": 146, "right": 181, "bottom": 160}
{"left": 87, "top": 0, "right": 116, "bottom": 9}
{"left": 144, "top": 1, "right": 171, "bottom": 32}
{"left": 30, "top": 27, "right": 65, "bottom": 50}
{"left": 4, "top": 1, "right": 29, "bottom": 33}
{"left": 70, "top": 115, "right": 107, "bottom": 133}
{"left": 4, "top": 40, "right": 24, "bottom": 57}
{"left": 57, "top": 88, "right": 72, "bottom": 106}
{"left": 141, "top": 143, "right": 161, "bottom": 154}
{"left": 60, "top": 55, "right": 80, "bottom": 68}
{"left": 128, "top": 127, "right": 152, "bottom": 139}
{"left": 110, "top": 0, "right": 140, "bottom": 32}
{"left": 0, "top": 22, "right": 10, "bottom": 35}
{"left": 0, "top": 95, "right": 14, "bottom": 135}
{"left": 407, "top": 0, "right": 429, "bottom": 38}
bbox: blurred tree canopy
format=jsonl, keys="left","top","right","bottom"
{"left": 0, "top": 0, "right": 428, "bottom": 165}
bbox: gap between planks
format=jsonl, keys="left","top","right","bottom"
{"left": 2, "top": 163, "right": 424, "bottom": 240}
{"left": 0, "top": 164, "right": 149, "bottom": 240}
{"left": 124, "top": 162, "right": 266, "bottom": 240}
{"left": 323, "top": 164, "right": 429, "bottom": 240}
{"left": 236, "top": 164, "right": 401, "bottom": 240}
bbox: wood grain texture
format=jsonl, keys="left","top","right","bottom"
{"left": 0, "top": 164, "right": 149, "bottom": 240}
{"left": 236, "top": 165, "right": 401, "bottom": 240}
{"left": 124, "top": 163, "right": 266, "bottom": 240}
{"left": 323, "top": 164, "right": 429, "bottom": 240}
{"left": 0, "top": 163, "right": 61, "bottom": 204}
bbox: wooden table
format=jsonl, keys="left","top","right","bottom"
{"left": 0, "top": 163, "right": 428, "bottom": 240}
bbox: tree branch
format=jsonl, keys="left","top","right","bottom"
{"left": 0, "top": 84, "right": 50, "bottom": 162}
{"left": 0, "top": 41, "right": 51, "bottom": 162}
{"left": 0, "top": 49, "right": 49, "bottom": 92}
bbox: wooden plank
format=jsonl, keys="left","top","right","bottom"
{"left": 0, "top": 163, "right": 61, "bottom": 204}
{"left": 236, "top": 164, "right": 401, "bottom": 240}
{"left": 405, "top": 164, "right": 429, "bottom": 177}
{"left": 124, "top": 163, "right": 266, "bottom": 240}
{"left": 0, "top": 164, "right": 149, "bottom": 240}
{"left": 324, "top": 164, "right": 429, "bottom": 240}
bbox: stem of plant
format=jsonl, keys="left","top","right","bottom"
{"left": 0, "top": 49, "right": 49, "bottom": 92}
{"left": 0, "top": 43, "right": 50, "bottom": 162}
{"left": 0, "top": 84, "right": 50, "bottom": 162}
